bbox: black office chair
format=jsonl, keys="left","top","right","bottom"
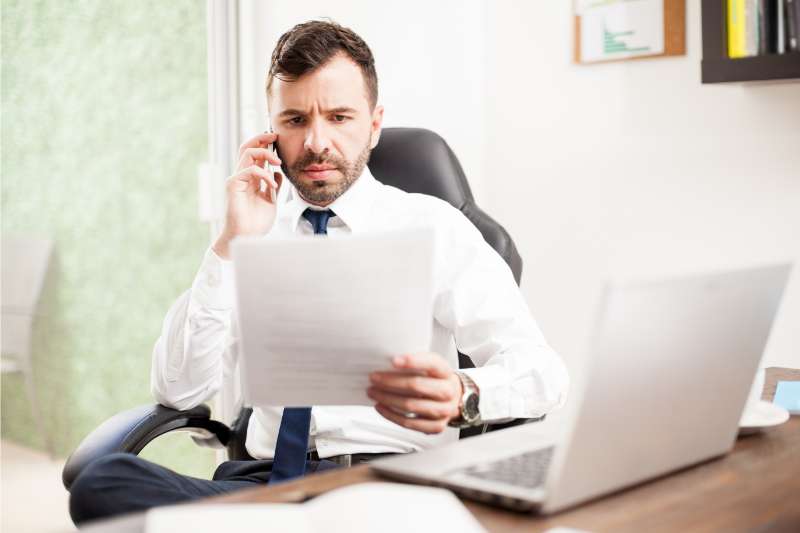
{"left": 61, "top": 127, "right": 539, "bottom": 490}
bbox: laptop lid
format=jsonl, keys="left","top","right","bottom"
{"left": 543, "top": 263, "right": 792, "bottom": 513}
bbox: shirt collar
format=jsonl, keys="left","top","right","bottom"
{"left": 284, "top": 165, "right": 380, "bottom": 234}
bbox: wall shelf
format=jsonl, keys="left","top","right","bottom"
{"left": 701, "top": 0, "right": 800, "bottom": 83}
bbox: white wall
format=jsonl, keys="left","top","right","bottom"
{"left": 238, "top": 0, "right": 488, "bottom": 199}
{"left": 484, "top": 1, "right": 800, "bottom": 391}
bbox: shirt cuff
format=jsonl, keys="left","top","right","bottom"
{"left": 459, "top": 365, "right": 511, "bottom": 422}
{"left": 190, "top": 247, "right": 235, "bottom": 310}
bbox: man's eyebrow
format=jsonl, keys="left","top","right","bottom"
{"left": 277, "top": 106, "right": 359, "bottom": 118}
{"left": 326, "top": 106, "right": 358, "bottom": 114}
{"left": 278, "top": 108, "right": 306, "bottom": 118}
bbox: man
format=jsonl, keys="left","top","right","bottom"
{"left": 69, "top": 20, "right": 569, "bottom": 525}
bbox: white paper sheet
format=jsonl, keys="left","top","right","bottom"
{"left": 145, "top": 482, "right": 487, "bottom": 533}
{"left": 231, "top": 227, "right": 435, "bottom": 407}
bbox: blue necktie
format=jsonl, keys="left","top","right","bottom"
{"left": 269, "top": 208, "right": 335, "bottom": 484}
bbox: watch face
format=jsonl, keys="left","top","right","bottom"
{"left": 464, "top": 393, "right": 480, "bottom": 422}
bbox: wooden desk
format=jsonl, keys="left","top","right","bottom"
{"left": 212, "top": 419, "right": 800, "bottom": 532}
{"left": 82, "top": 372, "right": 800, "bottom": 532}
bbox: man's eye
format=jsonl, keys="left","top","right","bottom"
{"left": 333, "top": 115, "right": 348, "bottom": 122}
{"left": 288, "top": 117, "right": 304, "bottom": 125}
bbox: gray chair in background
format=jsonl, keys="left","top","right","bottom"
{"left": 1, "top": 235, "right": 55, "bottom": 457}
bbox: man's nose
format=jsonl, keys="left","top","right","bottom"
{"left": 303, "top": 121, "right": 333, "bottom": 155}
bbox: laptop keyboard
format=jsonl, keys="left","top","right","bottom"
{"left": 457, "top": 446, "right": 555, "bottom": 489}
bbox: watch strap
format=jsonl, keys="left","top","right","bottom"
{"left": 448, "top": 371, "right": 481, "bottom": 428}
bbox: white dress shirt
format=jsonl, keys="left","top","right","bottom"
{"left": 151, "top": 166, "right": 569, "bottom": 459}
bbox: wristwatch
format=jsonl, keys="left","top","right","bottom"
{"left": 448, "top": 371, "right": 482, "bottom": 428}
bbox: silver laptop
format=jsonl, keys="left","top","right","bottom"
{"left": 373, "top": 263, "right": 792, "bottom": 514}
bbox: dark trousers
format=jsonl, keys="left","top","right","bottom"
{"left": 68, "top": 452, "right": 342, "bottom": 526}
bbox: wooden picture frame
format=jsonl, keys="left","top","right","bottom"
{"left": 574, "top": 0, "right": 686, "bottom": 64}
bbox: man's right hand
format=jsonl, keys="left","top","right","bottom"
{"left": 213, "top": 132, "right": 284, "bottom": 259}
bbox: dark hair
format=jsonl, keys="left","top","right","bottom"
{"left": 266, "top": 20, "right": 378, "bottom": 109}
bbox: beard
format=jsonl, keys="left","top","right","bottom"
{"left": 281, "top": 139, "right": 372, "bottom": 205}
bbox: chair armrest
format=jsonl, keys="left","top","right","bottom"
{"left": 62, "top": 403, "right": 231, "bottom": 490}
{"left": 486, "top": 414, "right": 545, "bottom": 432}
{"left": 460, "top": 414, "right": 546, "bottom": 439}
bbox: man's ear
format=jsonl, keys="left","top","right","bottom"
{"left": 369, "top": 104, "right": 384, "bottom": 149}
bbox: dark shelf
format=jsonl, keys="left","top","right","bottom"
{"left": 702, "top": 53, "right": 800, "bottom": 83}
{"left": 701, "top": 0, "right": 800, "bottom": 84}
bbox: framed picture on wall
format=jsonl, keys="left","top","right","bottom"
{"left": 574, "top": 0, "right": 686, "bottom": 64}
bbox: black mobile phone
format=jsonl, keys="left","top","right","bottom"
{"left": 264, "top": 129, "right": 282, "bottom": 201}
{"left": 265, "top": 128, "right": 281, "bottom": 167}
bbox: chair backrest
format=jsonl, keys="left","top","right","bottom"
{"left": 368, "top": 127, "right": 523, "bottom": 284}
{"left": 370, "top": 127, "right": 527, "bottom": 439}
{"left": 1, "top": 235, "right": 53, "bottom": 359}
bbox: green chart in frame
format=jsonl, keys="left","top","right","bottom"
{"left": 603, "top": 26, "right": 651, "bottom": 54}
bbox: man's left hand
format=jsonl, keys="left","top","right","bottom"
{"left": 368, "top": 352, "right": 462, "bottom": 434}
